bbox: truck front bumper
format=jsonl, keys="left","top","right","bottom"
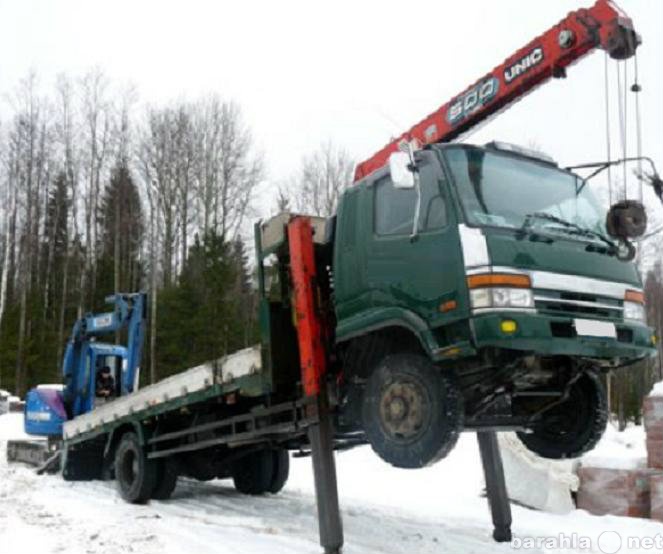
{"left": 470, "top": 311, "right": 656, "bottom": 361}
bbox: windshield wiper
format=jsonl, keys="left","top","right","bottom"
{"left": 521, "top": 212, "right": 617, "bottom": 252}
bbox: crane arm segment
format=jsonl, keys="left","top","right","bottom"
{"left": 353, "top": 0, "right": 639, "bottom": 182}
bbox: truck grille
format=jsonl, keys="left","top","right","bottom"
{"left": 534, "top": 289, "right": 623, "bottom": 320}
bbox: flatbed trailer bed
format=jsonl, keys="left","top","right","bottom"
{"left": 64, "top": 346, "right": 264, "bottom": 444}
{"left": 59, "top": 343, "right": 323, "bottom": 488}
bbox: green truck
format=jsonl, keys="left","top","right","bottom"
{"left": 60, "top": 137, "right": 655, "bottom": 517}
{"left": 10, "top": 2, "right": 660, "bottom": 551}
{"left": 327, "top": 141, "right": 655, "bottom": 469}
{"left": 29, "top": 140, "right": 656, "bottom": 495}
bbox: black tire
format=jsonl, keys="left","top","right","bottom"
{"left": 517, "top": 372, "right": 608, "bottom": 459}
{"left": 152, "top": 457, "right": 179, "bottom": 500}
{"left": 232, "top": 449, "right": 274, "bottom": 495}
{"left": 361, "top": 353, "right": 463, "bottom": 469}
{"left": 114, "top": 432, "right": 157, "bottom": 504}
{"left": 101, "top": 462, "right": 115, "bottom": 481}
{"left": 232, "top": 448, "right": 289, "bottom": 495}
{"left": 268, "top": 449, "right": 290, "bottom": 493}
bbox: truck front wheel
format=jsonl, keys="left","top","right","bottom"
{"left": 516, "top": 372, "right": 608, "bottom": 459}
{"left": 362, "top": 353, "right": 463, "bottom": 469}
{"left": 115, "top": 432, "right": 157, "bottom": 504}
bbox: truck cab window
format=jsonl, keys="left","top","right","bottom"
{"left": 374, "top": 162, "right": 447, "bottom": 236}
{"left": 423, "top": 195, "right": 447, "bottom": 230}
{"left": 419, "top": 162, "right": 447, "bottom": 231}
{"left": 374, "top": 175, "right": 416, "bottom": 236}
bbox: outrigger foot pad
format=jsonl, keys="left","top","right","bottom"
{"left": 493, "top": 526, "right": 512, "bottom": 543}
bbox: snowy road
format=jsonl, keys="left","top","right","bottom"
{"left": 2, "top": 413, "right": 663, "bottom": 554}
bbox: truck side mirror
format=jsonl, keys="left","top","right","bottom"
{"left": 606, "top": 200, "right": 647, "bottom": 239}
{"left": 389, "top": 151, "right": 415, "bottom": 189}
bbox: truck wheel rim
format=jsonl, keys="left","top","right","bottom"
{"left": 378, "top": 380, "right": 430, "bottom": 443}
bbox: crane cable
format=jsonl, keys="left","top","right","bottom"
{"left": 615, "top": 60, "right": 628, "bottom": 200}
{"left": 632, "top": 52, "right": 644, "bottom": 202}
{"left": 604, "top": 53, "right": 613, "bottom": 206}
{"left": 603, "top": 51, "right": 659, "bottom": 247}
{"left": 604, "top": 50, "right": 645, "bottom": 205}
{"left": 628, "top": 50, "right": 660, "bottom": 244}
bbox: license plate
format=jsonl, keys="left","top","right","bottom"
{"left": 574, "top": 318, "right": 617, "bottom": 338}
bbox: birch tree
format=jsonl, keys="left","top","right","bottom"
{"left": 53, "top": 74, "right": 79, "bottom": 364}
{"left": 80, "top": 68, "right": 113, "bottom": 309}
{"left": 6, "top": 73, "right": 52, "bottom": 396}
{"left": 292, "top": 140, "right": 354, "bottom": 217}
{"left": 193, "top": 97, "right": 264, "bottom": 239}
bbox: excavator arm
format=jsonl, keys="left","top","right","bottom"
{"left": 354, "top": 0, "right": 640, "bottom": 182}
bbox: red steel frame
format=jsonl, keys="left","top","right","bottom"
{"left": 353, "top": 0, "right": 638, "bottom": 182}
{"left": 287, "top": 216, "right": 327, "bottom": 397}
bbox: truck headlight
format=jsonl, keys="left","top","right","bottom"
{"left": 623, "top": 289, "right": 646, "bottom": 323}
{"left": 467, "top": 273, "right": 534, "bottom": 311}
{"left": 623, "top": 301, "right": 646, "bottom": 323}
{"left": 470, "top": 287, "right": 534, "bottom": 310}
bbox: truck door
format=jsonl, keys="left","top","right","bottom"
{"left": 333, "top": 186, "right": 369, "bottom": 321}
{"left": 366, "top": 150, "right": 467, "bottom": 332}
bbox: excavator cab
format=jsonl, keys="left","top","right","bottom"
{"left": 66, "top": 343, "right": 131, "bottom": 415}
{"left": 94, "top": 352, "right": 123, "bottom": 399}
{"left": 24, "top": 344, "right": 129, "bottom": 437}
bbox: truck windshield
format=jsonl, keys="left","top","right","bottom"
{"left": 443, "top": 146, "right": 606, "bottom": 239}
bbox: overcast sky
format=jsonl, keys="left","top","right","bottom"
{"left": 0, "top": 0, "right": 661, "bottom": 216}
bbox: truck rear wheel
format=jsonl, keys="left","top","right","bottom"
{"left": 362, "top": 353, "right": 463, "bottom": 469}
{"left": 517, "top": 372, "right": 607, "bottom": 459}
{"left": 115, "top": 432, "right": 157, "bottom": 504}
{"left": 232, "top": 448, "right": 290, "bottom": 495}
{"left": 268, "top": 448, "right": 290, "bottom": 493}
{"left": 151, "top": 458, "right": 179, "bottom": 500}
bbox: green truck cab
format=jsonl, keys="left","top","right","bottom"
{"left": 330, "top": 142, "right": 655, "bottom": 468}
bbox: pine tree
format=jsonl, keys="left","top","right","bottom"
{"left": 42, "top": 172, "right": 70, "bottom": 321}
{"left": 230, "top": 238, "right": 258, "bottom": 347}
{"left": 96, "top": 163, "right": 144, "bottom": 307}
{"left": 153, "top": 231, "right": 246, "bottom": 379}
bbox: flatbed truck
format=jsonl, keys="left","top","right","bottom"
{"left": 9, "top": 2, "right": 662, "bottom": 552}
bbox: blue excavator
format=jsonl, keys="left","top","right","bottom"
{"left": 7, "top": 292, "right": 146, "bottom": 467}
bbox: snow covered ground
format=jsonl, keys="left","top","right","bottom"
{"left": 1, "top": 412, "right": 662, "bottom": 554}
{"left": 582, "top": 424, "right": 648, "bottom": 471}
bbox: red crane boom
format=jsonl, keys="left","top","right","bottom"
{"left": 353, "top": 0, "right": 640, "bottom": 182}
